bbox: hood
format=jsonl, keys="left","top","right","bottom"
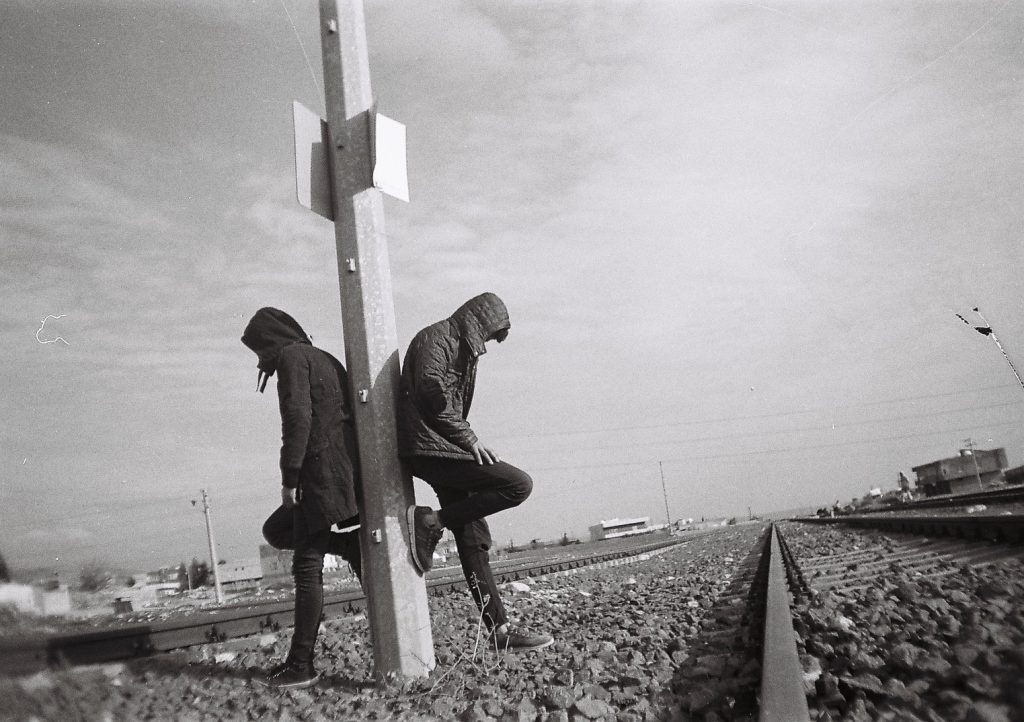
{"left": 451, "top": 292, "right": 510, "bottom": 358}
{"left": 241, "top": 307, "right": 311, "bottom": 392}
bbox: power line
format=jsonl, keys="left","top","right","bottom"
{"left": 527, "top": 416, "right": 1024, "bottom": 475}
{"left": 512, "top": 398, "right": 1024, "bottom": 457}
{"left": 490, "top": 383, "right": 1017, "bottom": 442}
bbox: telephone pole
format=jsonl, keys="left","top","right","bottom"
{"left": 316, "top": 0, "right": 433, "bottom": 678}
{"left": 198, "top": 489, "right": 224, "bottom": 604}
{"left": 963, "top": 438, "right": 984, "bottom": 492}
{"left": 658, "top": 461, "right": 672, "bottom": 529}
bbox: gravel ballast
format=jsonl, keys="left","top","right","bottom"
{"left": 782, "top": 521, "right": 1024, "bottom": 722}
{"left": 1, "top": 524, "right": 767, "bottom": 721}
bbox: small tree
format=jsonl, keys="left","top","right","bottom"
{"left": 0, "top": 551, "right": 10, "bottom": 583}
{"left": 79, "top": 561, "right": 113, "bottom": 592}
{"left": 176, "top": 562, "right": 190, "bottom": 591}
{"left": 188, "top": 558, "right": 210, "bottom": 588}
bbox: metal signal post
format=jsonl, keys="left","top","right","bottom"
{"left": 315, "top": 0, "right": 434, "bottom": 679}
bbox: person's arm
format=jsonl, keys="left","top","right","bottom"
{"left": 415, "top": 335, "right": 479, "bottom": 451}
{"left": 276, "top": 347, "right": 312, "bottom": 491}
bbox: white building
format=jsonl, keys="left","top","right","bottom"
{"left": 589, "top": 517, "right": 665, "bottom": 542}
{"left": 0, "top": 582, "right": 71, "bottom": 616}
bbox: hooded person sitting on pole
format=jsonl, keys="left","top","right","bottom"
{"left": 241, "top": 307, "right": 362, "bottom": 689}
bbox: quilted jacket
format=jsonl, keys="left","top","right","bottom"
{"left": 398, "top": 293, "right": 511, "bottom": 459}
{"left": 241, "top": 308, "right": 359, "bottom": 531}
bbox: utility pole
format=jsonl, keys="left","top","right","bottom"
{"left": 658, "top": 461, "right": 672, "bottom": 529}
{"left": 316, "top": 0, "right": 433, "bottom": 678}
{"left": 956, "top": 307, "right": 1024, "bottom": 393}
{"left": 963, "top": 438, "right": 984, "bottom": 492}
{"left": 198, "top": 489, "right": 224, "bottom": 604}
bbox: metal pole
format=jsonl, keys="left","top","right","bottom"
{"left": 317, "top": 0, "right": 434, "bottom": 679}
{"left": 973, "top": 308, "right": 1024, "bottom": 393}
{"left": 200, "top": 490, "right": 225, "bottom": 604}
{"left": 963, "top": 438, "right": 984, "bottom": 492}
{"left": 658, "top": 461, "right": 671, "bottom": 529}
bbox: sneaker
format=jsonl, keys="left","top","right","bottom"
{"left": 406, "top": 505, "right": 443, "bottom": 574}
{"left": 491, "top": 625, "right": 554, "bottom": 653}
{"left": 254, "top": 660, "right": 320, "bottom": 690}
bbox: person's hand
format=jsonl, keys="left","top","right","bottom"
{"left": 471, "top": 441, "right": 501, "bottom": 465}
{"left": 282, "top": 486, "right": 298, "bottom": 509}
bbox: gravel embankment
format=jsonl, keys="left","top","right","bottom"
{"left": 781, "top": 521, "right": 1024, "bottom": 722}
{"left": 1, "top": 524, "right": 767, "bottom": 721}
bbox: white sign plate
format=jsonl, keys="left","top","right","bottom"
{"left": 373, "top": 114, "right": 409, "bottom": 203}
{"left": 292, "top": 100, "right": 333, "bottom": 220}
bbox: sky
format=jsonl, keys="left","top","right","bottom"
{"left": 2, "top": 0, "right": 1022, "bottom": 579}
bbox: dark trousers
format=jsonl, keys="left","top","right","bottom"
{"left": 410, "top": 457, "right": 533, "bottom": 631}
{"left": 262, "top": 506, "right": 361, "bottom": 666}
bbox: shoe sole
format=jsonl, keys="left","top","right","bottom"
{"left": 406, "top": 505, "right": 428, "bottom": 575}
{"left": 496, "top": 637, "right": 554, "bottom": 653}
{"left": 253, "top": 673, "right": 320, "bottom": 690}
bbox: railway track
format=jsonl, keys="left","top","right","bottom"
{"left": 5, "top": 516, "right": 1022, "bottom": 720}
{"left": 783, "top": 517, "right": 1024, "bottom": 719}
{"left": 0, "top": 535, "right": 686, "bottom": 676}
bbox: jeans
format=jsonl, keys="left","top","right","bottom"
{"left": 409, "top": 457, "right": 533, "bottom": 631}
{"left": 262, "top": 506, "right": 361, "bottom": 665}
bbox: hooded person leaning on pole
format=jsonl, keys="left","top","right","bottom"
{"left": 400, "top": 292, "right": 553, "bottom": 652}
{"left": 241, "top": 307, "right": 362, "bottom": 689}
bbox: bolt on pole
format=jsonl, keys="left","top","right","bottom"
{"left": 317, "top": 0, "right": 434, "bottom": 679}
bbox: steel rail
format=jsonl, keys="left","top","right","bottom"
{"left": 0, "top": 536, "right": 684, "bottom": 676}
{"left": 849, "top": 484, "right": 1024, "bottom": 514}
{"left": 798, "top": 513, "right": 1024, "bottom": 544}
{"left": 757, "top": 524, "right": 810, "bottom": 722}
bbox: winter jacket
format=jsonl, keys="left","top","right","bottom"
{"left": 241, "top": 308, "right": 359, "bottom": 531}
{"left": 398, "top": 293, "right": 510, "bottom": 459}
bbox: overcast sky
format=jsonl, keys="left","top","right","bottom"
{"left": 2, "top": 0, "right": 1022, "bottom": 578}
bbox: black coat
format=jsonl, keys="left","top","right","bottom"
{"left": 398, "top": 293, "right": 510, "bottom": 459}
{"left": 242, "top": 308, "right": 359, "bottom": 532}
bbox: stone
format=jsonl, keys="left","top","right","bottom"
{"left": 572, "top": 697, "right": 612, "bottom": 720}
{"left": 887, "top": 642, "right": 921, "bottom": 671}
{"left": 839, "top": 673, "right": 885, "bottom": 696}
{"left": 965, "top": 703, "right": 1014, "bottom": 722}
{"left": 544, "top": 684, "right": 577, "bottom": 708}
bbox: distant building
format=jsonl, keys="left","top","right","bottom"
{"left": 912, "top": 447, "right": 1008, "bottom": 497}
{"left": 123, "top": 581, "right": 180, "bottom": 608}
{"left": 0, "top": 583, "right": 71, "bottom": 616}
{"left": 258, "top": 544, "right": 358, "bottom": 584}
{"left": 145, "top": 566, "right": 180, "bottom": 585}
{"left": 218, "top": 559, "right": 263, "bottom": 591}
{"left": 260, "top": 544, "right": 291, "bottom": 582}
{"left": 1004, "top": 464, "right": 1024, "bottom": 486}
{"left": 589, "top": 517, "right": 664, "bottom": 542}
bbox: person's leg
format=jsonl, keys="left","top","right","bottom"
{"left": 409, "top": 459, "right": 552, "bottom": 650}
{"left": 434, "top": 489, "right": 507, "bottom": 631}
{"left": 411, "top": 457, "right": 533, "bottom": 528}
{"left": 257, "top": 509, "right": 327, "bottom": 688}
{"left": 326, "top": 514, "right": 362, "bottom": 584}
{"left": 328, "top": 529, "right": 362, "bottom": 585}
{"left": 286, "top": 511, "right": 329, "bottom": 669}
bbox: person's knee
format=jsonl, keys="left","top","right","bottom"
{"left": 506, "top": 469, "right": 533, "bottom": 505}
{"left": 262, "top": 506, "right": 293, "bottom": 549}
{"left": 263, "top": 519, "right": 288, "bottom": 549}
{"left": 292, "top": 549, "right": 323, "bottom": 586}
